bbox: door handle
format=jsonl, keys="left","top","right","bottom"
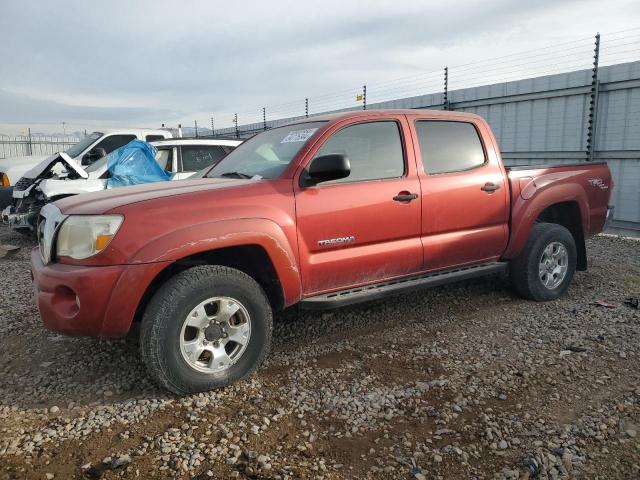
{"left": 480, "top": 182, "right": 500, "bottom": 192}
{"left": 393, "top": 193, "right": 418, "bottom": 202}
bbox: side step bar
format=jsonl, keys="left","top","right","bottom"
{"left": 300, "top": 262, "right": 508, "bottom": 310}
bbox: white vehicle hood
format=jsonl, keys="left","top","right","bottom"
{"left": 22, "top": 152, "right": 88, "bottom": 180}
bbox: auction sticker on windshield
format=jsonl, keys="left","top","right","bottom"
{"left": 280, "top": 128, "right": 318, "bottom": 143}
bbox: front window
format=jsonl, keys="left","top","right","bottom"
{"left": 313, "top": 121, "right": 405, "bottom": 183}
{"left": 207, "top": 122, "right": 326, "bottom": 179}
{"left": 64, "top": 132, "right": 103, "bottom": 158}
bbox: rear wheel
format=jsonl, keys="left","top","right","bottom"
{"left": 510, "top": 222, "right": 577, "bottom": 301}
{"left": 140, "top": 265, "right": 273, "bottom": 394}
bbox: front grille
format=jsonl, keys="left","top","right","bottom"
{"left": 15, "top": 177, "right": 34, "bottom": 191}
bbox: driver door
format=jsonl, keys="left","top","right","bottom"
{"left": 295, "top": 118, "right": 423, "bottom": 295}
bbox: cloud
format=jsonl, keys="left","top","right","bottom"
{"left": 0, "top": 89, "right": 176, "bottom": 124}
{"left": 0, "top": 0, "right": 637, "bottom": 133}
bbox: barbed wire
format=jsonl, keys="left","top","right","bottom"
{"left": 210, "top": 31, "right": 640, "bottom": 132}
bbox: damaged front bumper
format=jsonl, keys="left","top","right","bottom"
{"left": 1, "top": 204, "right": 37, "bottom": 230}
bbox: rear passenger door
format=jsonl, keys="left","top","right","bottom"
{"left": 412, "top": 119, "right": 508, "bottom": 271}
{"left": 177, "top": 145, "right": 229, "bottom": 178}
{"left": 294, "top": 118, "right": 423, "bottom": 295}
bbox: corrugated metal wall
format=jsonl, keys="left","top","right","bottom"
{"left": 220, "top": 61, "right": 640, "bottom": 229}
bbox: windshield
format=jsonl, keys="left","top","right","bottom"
{"left": 64, "top": 132, "right": 103, "bottom": 158}
{"left": 206, "top": 122, "right": 326, "bottom": 179}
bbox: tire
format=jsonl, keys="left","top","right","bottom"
{"left": 510, "top": 222, "right": 577, "bottom": 301}
{"left": 140, "top": 265, "right": 273, "bottom": 394}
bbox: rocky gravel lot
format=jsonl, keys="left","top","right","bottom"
{"left": 0, "top": 224, "right": 639, "bottom": 479}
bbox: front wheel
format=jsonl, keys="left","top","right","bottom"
{"left": 140, "top": 265, "right": 273, "bottom": 394}
{"left": 510, "top": 222, "right": 577, "bottom": 301}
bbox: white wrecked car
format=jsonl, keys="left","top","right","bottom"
{"left": 0, "top": 129, "right": 173, "bottom": 187}
{"left": 2, "top": 137, "right": 241, "bottom": 232}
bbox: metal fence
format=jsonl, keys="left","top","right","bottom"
{"left": 212, "top": 30, "right": 640, "bottom": 232}
{"left": 0, "top": 134, "right": 80, "bottom": 159}
{"left": 212, "top": 30, "right": 640, "bottom": 135}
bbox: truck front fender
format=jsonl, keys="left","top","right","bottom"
{"left": 504, "top": 181, "right": 589, "bottom": 260}
{"left": 129, "top": 218, "right": 302, "bottom": 306}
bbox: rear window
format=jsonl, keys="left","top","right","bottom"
{"left": 180, "top": 145, "right": 229, "bottom": 172}
{"left": 146, "top": 134, "right": 166, "bottom": 142}
{"left": 415, "top": 121, "right": 485, "bottom": 174}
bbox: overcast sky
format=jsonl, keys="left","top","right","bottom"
{"left": 0, "top": 0, "right": 638, "bottom": 135}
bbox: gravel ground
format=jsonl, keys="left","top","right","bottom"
{"left": 0, "top": 224, "right": 639, "bottom": 479}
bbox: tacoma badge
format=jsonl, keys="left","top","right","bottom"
{"left": 318, "top": 236, "right": 356, "bottom": 246}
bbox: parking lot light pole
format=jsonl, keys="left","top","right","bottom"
{"left": 305, "top": 98, "right": 309, "bottom": 118}
{"left": 211, "top": 116, "right": 215, "bottom": 136}
{"left": 233, "top": 113, "right": 239, "bottom": 138}
{"left": 263, "top": 107, "right": 267, "bottom": 131}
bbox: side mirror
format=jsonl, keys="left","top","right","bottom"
{"left": 301, "top": 154, "right": 350, "bottom": 187}
{"left": 82, "top": 147, "right": 107, "bottom": 166}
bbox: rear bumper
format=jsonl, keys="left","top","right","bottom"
{"left": 31, "top": 249, "right": 171, "bottom": 337}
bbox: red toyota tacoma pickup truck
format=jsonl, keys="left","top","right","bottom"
{"left": 32, "top": 110, "right": 613, "bottom": 394}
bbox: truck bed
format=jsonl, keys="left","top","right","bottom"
{"left": 503, "top": 160, "right": 612, "bottom": 259}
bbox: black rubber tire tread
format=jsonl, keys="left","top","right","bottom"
{"left": 140, "top": 265, "right": 272, "bottom": 395}
{"left": 510, "top": 222, "right": 577, "bottom": 302}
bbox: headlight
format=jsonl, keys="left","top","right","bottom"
{"left": 56, "top": 215, "right": 123, "bottom": 260}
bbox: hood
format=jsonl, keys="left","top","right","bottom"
{"left": 55, "top": 177, "right": 255, "bottom": 215}
{"left": 22, "top": 152, "right": 88, "bottom": 180}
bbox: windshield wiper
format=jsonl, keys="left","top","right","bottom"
{"left": 219, "top": 171, "right": 253, "bottom": 179}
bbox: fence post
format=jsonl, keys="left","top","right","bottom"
{"left": 305, "top": 98, "right": 309, "bottom": 118}
{"left": 263, "top": 107, "right": 267, "bottom": 131}
{"left": 443, "top": 66, "right": 450, "bottom": 110}
{"left": 211, "top": 116, "right": 215, "bottom": 136}
{"left": 234, "top": 113, "right": 239, "bottom": 138}
{"left": 586, "top": 33, "right": 600, "bottom": 161}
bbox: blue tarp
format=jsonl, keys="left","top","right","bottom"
{"left": 106, "top": 140, "right": 173, "bottom": 188}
